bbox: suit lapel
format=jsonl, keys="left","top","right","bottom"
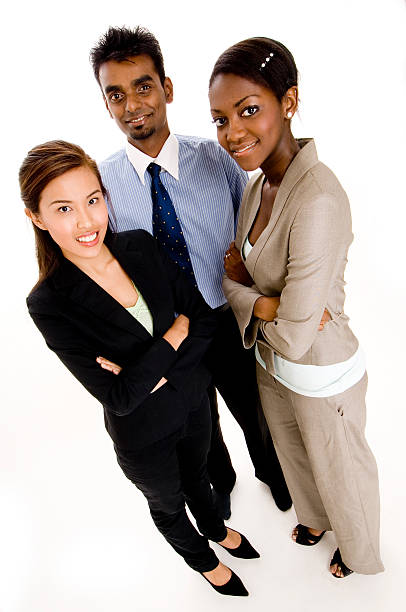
{"left": 107, "top": 232, "right": 168, "bottom": 334}
{"left": 243, "top": 139, "right": 319, "bottom": 276}
{"left": 241, "top": 173, "right": 263, "bottom": 252}
{"left": 52, "top": 235, "right": 158, "bottom": 340}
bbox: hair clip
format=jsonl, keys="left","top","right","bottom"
{"left": 260, "top": 52, "right": 274, "bottom": 70}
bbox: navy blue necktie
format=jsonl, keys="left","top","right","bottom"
{"left": 147, "top": 162, "right": 197, "bottom": 286}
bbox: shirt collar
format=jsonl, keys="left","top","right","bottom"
{"left": 125, "top": 134, "right": 179, "bottom": 185}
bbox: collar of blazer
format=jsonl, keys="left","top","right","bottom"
{"left": 50, "top": 230, "right": 166, "bottom": 340}
{"left": 242, "top": 138, "right": 319, "bottom": 264}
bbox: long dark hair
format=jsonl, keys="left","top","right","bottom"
{"left": 19, "top": 140, "right": 109, "bottom": 288}
{"left": 209, "top": 37, "right": 298, "bottom": 101}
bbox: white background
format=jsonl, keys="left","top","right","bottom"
{"left": 1, "top": 1, "right": 405, "bottom": 610}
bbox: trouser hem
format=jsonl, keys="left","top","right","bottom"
{"left": 296, "top": 513, "right": 332, "bottom": 531}
{"left": 204, "top": 526, "right": 228, "bottom": 543}
{"left": 211, "top": 476, "right": 236, "bottom": 496}
{"left": 198, "top": 521, "right": 227, "bottom": 541}
{"left": 336, "top": 552, "right": 385, "bottom": 575}
{"left": 188, "top": 554, "right": 220, "bottom": 573}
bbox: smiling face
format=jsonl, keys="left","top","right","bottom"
{"left": 98, "top": 54, "right": 173, "bottom": 157}
{"left": 209, "top": 73, "right": 296, "bottom": 173}
{"left": 27, "top": 166, "right": 109, "bottom": 267}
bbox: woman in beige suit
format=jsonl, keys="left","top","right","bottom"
{"left": 209, "top": 37, "right": 384, "bottom": 578}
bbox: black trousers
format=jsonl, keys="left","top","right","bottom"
{"left": 206, "top": 307, "right": 288, "bottom": 494}
{"left": 115, "top": 395, "right": 227, "bottom": 572}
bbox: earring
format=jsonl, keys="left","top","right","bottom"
{"left": 287, "top": 111, "right": 293, "bottom": 119}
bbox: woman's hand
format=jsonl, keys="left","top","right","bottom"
{"left": 318, "top": 309, "right": 331, "bottom": 331}
{"left": 254, "top": 296, "right": 331, "bottom": 330}
{"left": 224, "top": 242, "right": 253, "bottom": 286}
{"left": 163, "top": 314, "right": 190, "bottom": 350}
{"left": 253, "top": 296, "right": 280, "bottom": 321}
{"left": 96, "top": 314, "right": 191, "bottom": 384}
{"left": 151, "top": 377, "right": 168, "bottom": 393}
{"left": 96, "top": 356, "right": 122, "bottom": 375}
{"left": 96, "top": 356, "right": 169, "bottom": 392}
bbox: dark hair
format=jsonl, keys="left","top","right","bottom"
{"left": 19, "top": 140, "right": 109, "bottom": 288}
{"left": 209, "top": 37, "right": 298, "bottom": 101}
{"left": 90, "top": 26, "right": 166, "bottom": 86}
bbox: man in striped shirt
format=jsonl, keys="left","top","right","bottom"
{"left": 90, "top": 26, "right": 291, "bottom": 518}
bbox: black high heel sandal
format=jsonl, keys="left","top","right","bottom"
{"left": 201, "top": 569, "right": 249, "bottom": 596}
{"left": 294, "top": 524, "right": 326, "bottom": 546}
{"left": 215, "top": 529, "right": 260, "bottom": 559}
{"left": 330, "top": 548, "right": 353, "bottom": 578}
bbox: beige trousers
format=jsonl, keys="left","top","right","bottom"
{"left": 256, "top": 366, "right": 384, "bottom": 574}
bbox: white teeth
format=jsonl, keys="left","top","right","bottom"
{"left": 130, "top": 116, "right": 145, "bottom": 123}
{"left": 77, "top": 232, "right": 97, "bottom": 243}
{"left": 234, "top": 142, "right": 257, "bottom": 154}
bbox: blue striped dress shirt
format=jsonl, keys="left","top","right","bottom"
{"left": 99, "top": 134, "right": 247, "bottom": 308}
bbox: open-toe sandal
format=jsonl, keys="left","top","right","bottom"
{"left": 294, "top": 524, "right": 325, "bottom": 546}
{"left": 330, "top": 548, "right": 353, "bottom": 578}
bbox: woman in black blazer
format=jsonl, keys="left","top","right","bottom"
{"left": 20, "top": 140, "right": 258, "bottom": 597}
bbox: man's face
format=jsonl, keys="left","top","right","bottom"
{"left": 99, "top": 54, "right": 173, "bottom": 156}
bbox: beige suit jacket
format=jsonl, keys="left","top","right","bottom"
{"left": 223, "top": 139, "right": 359, "bottom": 374}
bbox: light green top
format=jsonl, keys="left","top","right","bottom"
{"left": 126, "top": 287, "right": 154, "bottom": 336}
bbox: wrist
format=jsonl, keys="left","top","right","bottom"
{"left": 163, "top": 329, "right": 184, "bottom": 350}
{"left": 253, "top": 296, "right": 267, "bottom": 319}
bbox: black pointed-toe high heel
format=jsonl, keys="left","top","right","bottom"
{"left": 216, "top": 530, "right": 260, "bottom": 559}
{"left": 201, "top": 569, "right": 249, "bottom": 596}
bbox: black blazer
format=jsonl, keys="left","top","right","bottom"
{"left": 27, "top": 230, "right": 216, "bottom": 451}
